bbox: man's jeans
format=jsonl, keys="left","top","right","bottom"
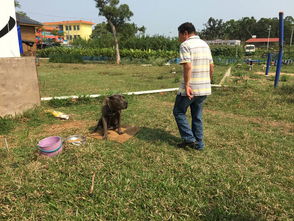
{"left": 173, "top": 95, "right": 207, "bottom": 148}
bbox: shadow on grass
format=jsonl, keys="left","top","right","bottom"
{"left": 276, "top": 85, "right": 294, "bottom": 104}
{"left": 135, "top": 127, "right": 180, "bottom": 146}
{"left": 200, "top": 206, "right": 265, "bottom": 221}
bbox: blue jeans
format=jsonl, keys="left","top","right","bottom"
{"left": 173, "top": 95, "right": 207, "bottom": 148}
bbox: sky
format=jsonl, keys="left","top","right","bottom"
{"left": 18, "top": 0, "right": 294, "bottom": 37}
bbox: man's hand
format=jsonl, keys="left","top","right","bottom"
{"left": 182, "top": 62, "right": 193, "bottom": 99}
{"left": 185, "top": 86, "right": 193, "bottom": 100}
{"left": 210, "top": 63, "right": 214, "bottom": 84}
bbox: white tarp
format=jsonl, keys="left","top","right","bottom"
{"left": 0, "top": 0, "right": 20, "bottom": 57}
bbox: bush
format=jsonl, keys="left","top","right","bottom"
{"left": 210, "top": 46, "right": 243, "bottom": 58}
{"left": 37, "top": 47, "right": 178, "bottom": 61}
{"left": 37, "top": 45, "right": 244, "bottom": 64}
{"left": 49, "top": 53, "right": 84, "bottom": 63}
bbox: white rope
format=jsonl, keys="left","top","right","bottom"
{"left": 219, "top": 67, "right": 232, "bottom": 85}
{"left": 41, "top": 85, "right": 223, "bottom": 101}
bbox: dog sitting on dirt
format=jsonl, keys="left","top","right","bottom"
{"left": 92, "top": 94, "right": 128, "bottom": 139}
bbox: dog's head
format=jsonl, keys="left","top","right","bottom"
{"left": 105, "top": 94, "right": 128, "bottom": 111}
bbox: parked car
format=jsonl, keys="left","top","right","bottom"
{"left": 244, "top": 44, "right": 256, "bottom": 55}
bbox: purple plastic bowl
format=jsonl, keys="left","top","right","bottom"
{"left": 37, "top": 136, "right": 63, "bottom": 157}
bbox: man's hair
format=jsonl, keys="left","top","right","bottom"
{"left": 178, "top": 22, "right": 196, "bottom": 34}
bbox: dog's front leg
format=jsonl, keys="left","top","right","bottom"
{"left": 102, "top": 116, "right": 108, "bottom": 140}
{"left": 117, "top": 111, "right": 123, "bottom": 135}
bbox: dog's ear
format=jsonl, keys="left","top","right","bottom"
{"left": 104, "top": 97, "right": 110, "bottom": 106}
{"left": 104, "top": 97, "right": 113, "bottom": 110}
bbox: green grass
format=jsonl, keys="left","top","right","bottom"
{"left": 0, "top": 63, "right": 293, "bottom": 220}
{"left": 242, "top": 62, "right": 294, "bottom": 74}
{"left": 37, "top": 61, "right": 229, "bottom": 97}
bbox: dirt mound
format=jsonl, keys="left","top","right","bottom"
{"left": 43, "top": 121, "right": 139, "bottom": 143}
{"left": 89, "top": 126, "right": 140, "bottom": 143}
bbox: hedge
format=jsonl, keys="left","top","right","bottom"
{"left": 37, "top": 45, "right": 243, "bottom": 61}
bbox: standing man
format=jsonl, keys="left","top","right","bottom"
{"left": 173, "top": 22, "right": 214, "bottom": 150}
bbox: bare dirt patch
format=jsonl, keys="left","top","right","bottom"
{"left": 42, "top": 120, "right": 140, "bottom": 143}
{"left": 44, "top": 120, "right": 94, "bottom": 135}
{"left": 89, "top": 126, "right": 140, "bottom": 143}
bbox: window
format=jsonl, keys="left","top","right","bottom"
{"left": 66, "top": 35, "right": 73, "bottom": 40}
{"left": 76, "top": 25, "right": 80, "bottom": 30}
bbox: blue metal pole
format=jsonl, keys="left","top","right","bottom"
{"left": 265, "top": 53, "right": 272, "bottom": 76}
{"left": 274, "top": 12, "right": 284, "bottom": 88}
{"left": 17, "top": 25, "right": 24, "bottom": 55}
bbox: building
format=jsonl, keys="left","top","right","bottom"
{"left": 43, "top": 20, "right": 95, "bottom": 42}
{"left": 205, "top": 39, "right": 241, "bottom": 46}
{"left": 245, "top": 37, "right": 279, "bottom": 47}
{"left": 16, "top": 13, "right": 43, "bottom": 55}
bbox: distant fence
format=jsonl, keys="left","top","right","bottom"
{"left": 214, "top": 57, "right": 294, "bottom": 65}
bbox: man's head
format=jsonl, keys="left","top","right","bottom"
{"left": 178, "top": 22, "right": 196, "bottom": 42}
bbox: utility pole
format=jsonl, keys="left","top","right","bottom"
{"left": 267, "top": 25, "right": 271, "bottom": 52}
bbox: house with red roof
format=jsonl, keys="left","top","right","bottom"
{"left": 245, "top": 37, "right": 279, "bottom": 47}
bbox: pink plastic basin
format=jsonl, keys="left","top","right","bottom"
{"left": 37, "top": 136, "right": 63, "bottom": 157}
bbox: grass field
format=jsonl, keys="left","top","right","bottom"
{"left": 37, "top": 61, "right": 228, "bottom": 97}
{"left": 0, "top": 62, "right": 293, "bottom": 220}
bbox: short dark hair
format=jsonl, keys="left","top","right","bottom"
{"left": 178, "top": 22, "right": 196, "bottom": 34}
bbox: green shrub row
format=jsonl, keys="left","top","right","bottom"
{"left": 37, "top": 46, "right": 244, "bottom": 61}
{"left": 210, "top": 46, "right": 243, "bottom": 57}
{"left": 37, "top": 47, "right": 178, "bottom": 60}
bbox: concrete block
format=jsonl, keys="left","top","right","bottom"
{"left": 0, "top": 57, "right": 40, "bottom": 117}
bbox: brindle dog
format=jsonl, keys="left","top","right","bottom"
{"left": 93, "top": 95, "right": 128, "bottom": 139}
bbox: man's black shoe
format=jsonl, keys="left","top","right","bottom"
{"left": 177, "top": 141, "right": 196, "bottom": 148}
{"left": 193, "top": 146, "right": 204, "bottom": 151}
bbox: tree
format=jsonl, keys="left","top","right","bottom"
{"left": 238, "top": 17, "right": 257, "bottom": 41}
{"left": 201, "top": 17, "right": 226, "bottom": 40}
{"left": 14, "top": 0, "right": 27, "bottom": 16}
{"left": 285, "top": 16, "right": 294, "bottom": 44}
{"left": 94, "top": 0, "right": 134, "bottom": 64}
{"left": 14, "top": 0, "right": 20, "bottom": 8}
{"left": 200, "top": 16, "right": 294, "bottom": 43}
{"left": 91, "top": 22, "right": 145, "bottom": 42}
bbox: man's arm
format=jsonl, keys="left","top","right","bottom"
{"left": 210, "top": 63, "right": 214, "bottom": 84}
{"left": 182, "top": 62, "right": 193, "bottom": 99}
